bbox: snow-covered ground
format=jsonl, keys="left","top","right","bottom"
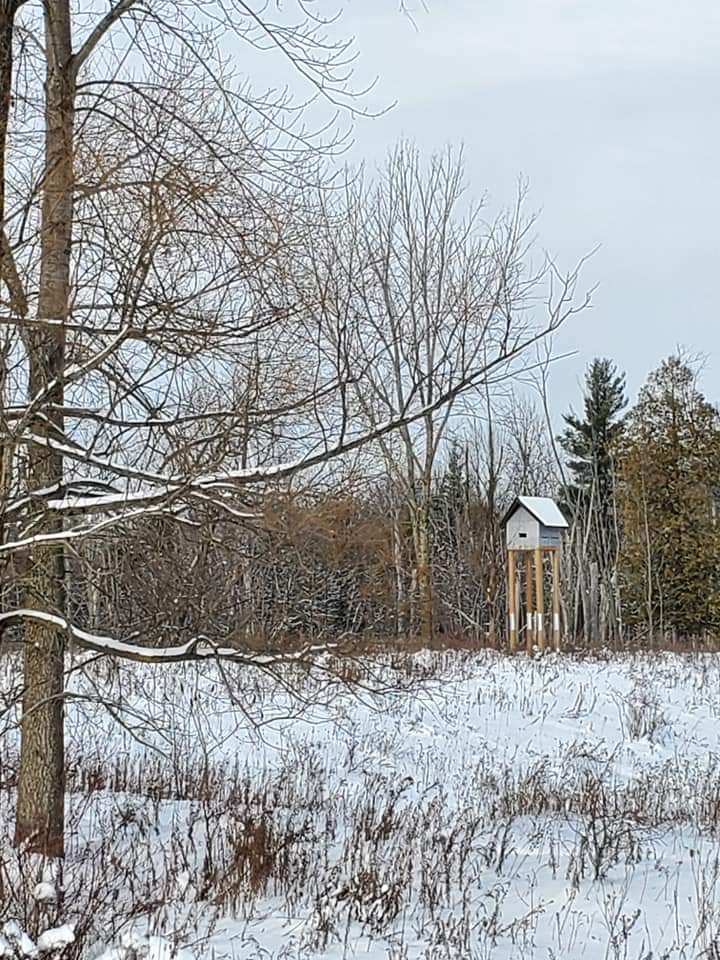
{"left": 2, "top": 650, "right": 720, "bottom": 959}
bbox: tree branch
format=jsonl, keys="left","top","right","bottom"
{"left": 72, "top": 0, "right": 140, "bottom": 76}
{"left": 0, "top": 608, "right": 339, "bottom": 665}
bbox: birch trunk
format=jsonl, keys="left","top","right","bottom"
{"left": 588, "top": 560, "right": 600, "bottom": 646}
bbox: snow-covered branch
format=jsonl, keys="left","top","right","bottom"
{"left": 0, "top": 609, "right": 340, "bottom": 665}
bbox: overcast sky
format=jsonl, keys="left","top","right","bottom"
{"left": 324, "top": 0, "right": 720, "bottom": 414}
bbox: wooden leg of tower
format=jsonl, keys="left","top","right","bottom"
{"left": 524, "top": 551, "right": 534, "bottom": 653}
{"left": 535, "top": 546, "right": 545, "bottom": 651}
{"left": 508, "top": 550, "right": 517, "bottom": 652}
{"left": 552, "top": 548, "right": 561, "bottom": 652}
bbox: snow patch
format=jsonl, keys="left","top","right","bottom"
{"left": 37, "top": 926, "right": 75, "bottom": 954}
{"left": 33, "top": 883, "right": 57, "bottom": 904}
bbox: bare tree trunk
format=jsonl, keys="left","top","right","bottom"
{"left": 392, "top": 506, "right": 407, "bottom": 639}
{"left": 588, "top": 560, "right": 600, "bottom": 646}
{"left": 15, "top": 0, "right": 74, "bottom": 857}
{"left": 641, "top": 480, "right": 654, "bottom": 646}
{"left": 416, "top": 500, "right": 433, "bottom": 645}
{"left": 0, "top": 2, "right": 24, "bottom": 620}
{"left": 0, "top": 10, "right": 10, "bottom": 612}
{"left": 484, "top": 389, "right": 498, "bottom": 646}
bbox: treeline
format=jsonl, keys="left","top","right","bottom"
{"left": 7, "top": 352, "right": 714, "bottom": 650}
{"left": 581, "top": 354, "right": 720, "bottom": 644}
{"left": 31, "top": 405, "right": 555, "bottom": 650}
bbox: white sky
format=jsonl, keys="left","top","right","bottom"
{"left": 333, "top": 0, "right": 720, "bottom": 414}
{"left": 238, "top": 1, "right": 720, "bottom": 415}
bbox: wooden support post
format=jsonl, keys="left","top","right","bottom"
{"left": 524, "top": 551, "right": 534, "bottom": 652}
{"left": 535, "top": 546, "right": 545, "bottom": 651}
{"left": 552, "top": 547, "right": 561, "bottom": 652}
{"left": 508, "top": 549, "right": 517, "bottom": 652}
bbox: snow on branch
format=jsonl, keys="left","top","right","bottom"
{"left": 0, "top": 609, "right": 338, "bottom": 666}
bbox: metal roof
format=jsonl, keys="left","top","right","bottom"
{"left": 504, "top": 496, "right": 568, "bottom": 529}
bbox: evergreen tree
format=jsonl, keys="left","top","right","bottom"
{"left": 559, "top": 358, "right": 627, "bottom": 514}
{"left": 433, "top": 441, "right": 468, "bottom": 549}
{"left": 618, "top": 355, "right": 720, "bottom": 639}
{"left": 558, "top": 359, "right": 627, "bottom": 643}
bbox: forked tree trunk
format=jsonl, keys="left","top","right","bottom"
{"left": 15, "top": 0, "right": 74, "bottom": 857}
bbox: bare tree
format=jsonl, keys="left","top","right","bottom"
{"left": 303, "top": 145, "right": 586, "bottom": 644}
{"left": 0, "top": 0, "right": 401, "bottom": 858}
{"left": 0, "top": 4, "right": 588, "bottom": 859}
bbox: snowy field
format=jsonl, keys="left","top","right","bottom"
{"left": 2, "top": 649, "right": 720, "bottom": 959}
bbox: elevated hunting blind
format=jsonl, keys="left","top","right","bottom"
{"left": 503, "top": 496, "right": 568, "bottom": 653}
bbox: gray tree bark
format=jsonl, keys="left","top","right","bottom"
{"left": 15, "top": 0, "right": 74, "bottom": 857}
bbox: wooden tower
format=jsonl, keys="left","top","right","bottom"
{"left": 503, "top": 496, "right": 567, "bottom": 652}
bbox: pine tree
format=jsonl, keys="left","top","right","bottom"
{"left": 433, "top": 441, "right": 468, "bottom": 550}
{"left": 559, "top": 358, "right": 626, "bottom": 517}
{"left": 559, "top": 359, "right": 626, "bottom": 643}
{"left": 618, "top": 356, "right": 720, "bottom": 640}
